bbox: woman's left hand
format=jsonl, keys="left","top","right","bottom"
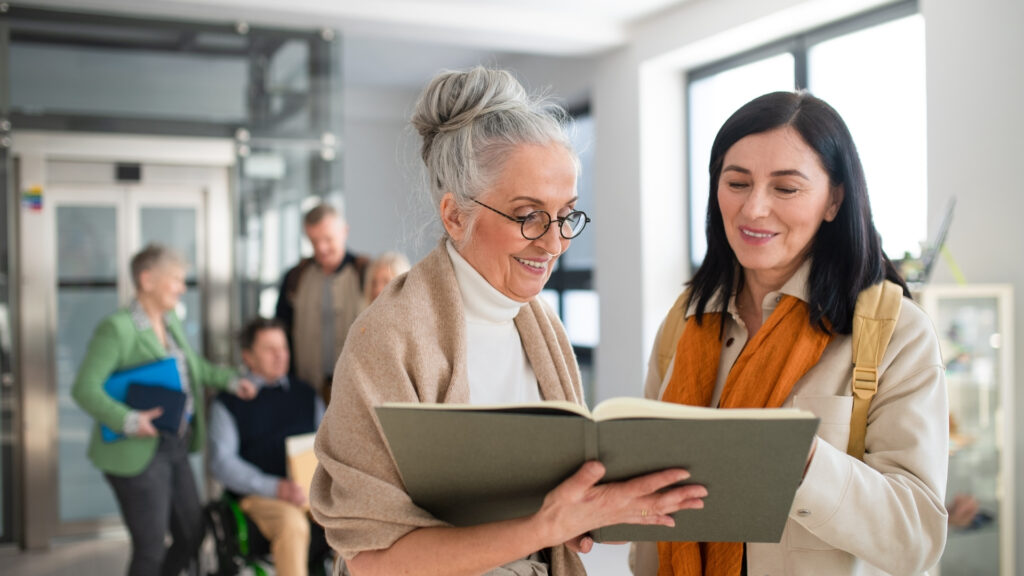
{"left": 236, "top": 378, "right": 258, "bottom": 400}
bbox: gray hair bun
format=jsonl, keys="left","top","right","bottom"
{"left": 411, "top": 66, "right": 573, "bottom": 212}
{"left": 412, "top": 67, "right": 528, "bottom": 160}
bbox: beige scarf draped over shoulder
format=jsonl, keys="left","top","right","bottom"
{"left": 310, "top": 242, "right": 586, "bottom": 575}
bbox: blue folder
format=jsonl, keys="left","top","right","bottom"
{"left": 101, "top": 357, "right": 183, "bottom": 442}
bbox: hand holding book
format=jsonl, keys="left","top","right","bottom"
{"left": 376, "top": 397, "right": 819, "bottom": 542}
{"left": 534, "top": 461, "right": 707, "bottom": 553}
{"left": 276, "top": 479, "right": 308, "bottom": 507}
{"left": 135, "top": 407, "right": 164, "bottom": 437}
{"left": 100, "top": 357, "right": 184, "bottom": 442}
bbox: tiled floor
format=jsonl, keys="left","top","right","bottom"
{"left": 2, "top": 533, "right": 630, "bottom": 576}
{"left": 3, "top": 531, "right": 130, "bottom": 576}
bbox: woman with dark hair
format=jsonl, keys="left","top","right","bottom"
{"left": 640, "top": 92, "right": 947, "bottom": 575}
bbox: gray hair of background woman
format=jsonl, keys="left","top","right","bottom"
{"left": 129, "top": 243, "right": 185, "bottom": 291}
{"left": 410, "top": 66, "right": 579, "bottom": 240}
{"left": 368, "top": 251, "right": 411, "bottom": 280}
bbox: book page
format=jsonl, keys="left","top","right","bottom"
{"left": 379, "top": 400, "right": 592, "bottom": 419}
{"left": 591, "top": 396, "right": 816, "bottom": 422}
{"left": 380, "top": 398, "right": 815, "bottom": 422}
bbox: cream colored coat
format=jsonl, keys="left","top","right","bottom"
{"left": 633, "top": 263, "right": 948, "bottom": 576}
{"left": 309, "top": 243, "right": 587, "bottom": 575}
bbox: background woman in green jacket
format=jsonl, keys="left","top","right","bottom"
{"left": 72, "top": 243, "right": 255, "bottom": 576}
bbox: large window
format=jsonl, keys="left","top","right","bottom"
{"left": 687, "top": 1, "right": 926, "bottom": 266}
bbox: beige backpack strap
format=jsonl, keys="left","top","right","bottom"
{"left": 656, "top": 288, "right": 692, "bottom": 382}
{"left": 847, "top": 280, "right": 903, "bottom": 460}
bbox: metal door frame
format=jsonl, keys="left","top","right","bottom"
{"left": 42, "top": 186, "right": 132, "bottom": 535}
{"left": 0, "top": 146, "right": 16, "bottom": 550}
{"left": 42, "top": 184, "right": 209, "bottom": 536}
{"left": 11, "top": 131, "right": 234, "bottom": 548}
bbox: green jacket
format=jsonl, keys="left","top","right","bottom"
{"left": 71, "top": 308, "right": 235, "bottom": 476}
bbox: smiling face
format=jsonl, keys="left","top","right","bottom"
{"left": 138, "top": 262, "right": 187, "bottom": 315}
{"left": 242, "top": 326, "right": 290, "bottom": 383}
{"left": 442, "top": 142, "right": 578, "bottom": 302}
{"left": 717, "top": 126, "right": 844, "bottom": 289}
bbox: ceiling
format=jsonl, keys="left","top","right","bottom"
{"left": 14, "top": 0, "right": 691, "bottom": 55}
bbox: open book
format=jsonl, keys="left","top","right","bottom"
{"left": 376, "top": 397, "right": 819, "bottom": 542}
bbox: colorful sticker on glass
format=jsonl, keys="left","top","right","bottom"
{"left": 22, "top": 186, "right": 42, "bottom": 212}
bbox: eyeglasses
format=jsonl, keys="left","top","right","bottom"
{"left": 472, "top": 199, "right": 591, "bottom": 240}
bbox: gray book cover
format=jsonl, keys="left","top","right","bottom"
{"left": 376, "top": 399, "right": 819, "bottom": 542}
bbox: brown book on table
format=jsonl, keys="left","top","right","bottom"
{"left": 376, "top": 397, "right": 819, "bottom": 542}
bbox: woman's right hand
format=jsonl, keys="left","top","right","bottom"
{"left": 135, "top": 407, "right": 164, "bottom": 437}
{"left": 533, "top": 461, "right": 707, "bottom": 549}
{"left": 347, "top": 462, "right": 706, "bottom": 576}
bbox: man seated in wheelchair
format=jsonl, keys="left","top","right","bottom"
{"left": 209, "top": 317, "right": 331, "bottom": 576}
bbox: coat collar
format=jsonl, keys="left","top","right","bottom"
{"left": 129, "top": 299, "right": 188, "bottom": 356}
{"left": 686, "top": 259, "right": 813, "bottom": 318}
{"left": 422, "top": 240, "right": 580, "bottom": 406}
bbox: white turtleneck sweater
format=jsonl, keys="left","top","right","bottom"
{"left": 446, "top": 241, "right": 542, "bottom": 405}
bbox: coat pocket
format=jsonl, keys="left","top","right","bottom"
{"left": 792, "top": 395, "right": 854, "bottom": 452}
{"left": 787, "top": 395, "right": 855, "bottom": 552}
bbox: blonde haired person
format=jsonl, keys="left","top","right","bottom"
{"left": 310, "top": 67, "right": 707, "bottom": 576}
{"left": 362, "top": 251, "right": 411, "bottom": 308}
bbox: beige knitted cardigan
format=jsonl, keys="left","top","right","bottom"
{"left": 310, "top": 242, "right": 587, "bottom": 575}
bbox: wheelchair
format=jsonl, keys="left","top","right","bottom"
{"left": 203, "top": 495, "right": 330, "bottom": 576}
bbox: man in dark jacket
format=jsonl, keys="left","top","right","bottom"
{"left": 275, "top": 203, "right": 367, "bottom": 403}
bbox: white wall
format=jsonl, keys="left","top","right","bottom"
{"left": 340, "top": 35, "right": 496, "bottom": 264}
{"left": 498, "top": 53, "right": 598, "bottom": 109}
{"left": 591, "top": 47, "right": 647, "bottom": 401}
{"left": 921, "top": 0, "right": 1024, "bottom": 556}
{"left": 341, "top": 84, "right": 436, "bottom": 263}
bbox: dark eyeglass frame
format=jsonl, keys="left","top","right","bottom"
{"left": 471, "top": 199, "right": 591, "bottom": 240}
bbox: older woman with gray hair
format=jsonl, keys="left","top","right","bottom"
{"left": 309, "top": 67, "right": 707, "bottom": 576}
{"left": 362, "top": 250, "right": 411, "bottom": 307}
{"left": 72, "top": 243, "right": 255, "bottom": 576}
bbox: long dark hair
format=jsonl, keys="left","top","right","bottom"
{"left": 689, "top": 91, "right": 908, "bottom": 335}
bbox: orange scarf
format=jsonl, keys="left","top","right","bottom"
{"left": 657, "top": 295, "right": 832, "bottom": 576}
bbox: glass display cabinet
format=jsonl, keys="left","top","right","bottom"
{"left": 919, "top": 285, "right": 1014, "bottom": 576}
